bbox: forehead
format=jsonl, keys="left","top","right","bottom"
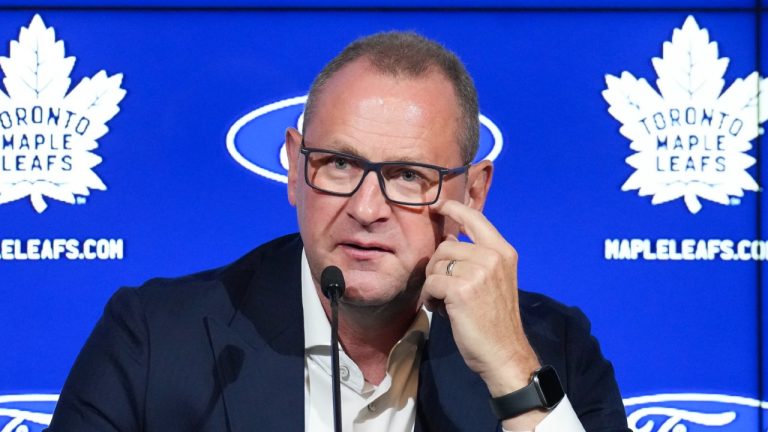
{"left": 305, "top": 59, "right": 463, "bottom": 164}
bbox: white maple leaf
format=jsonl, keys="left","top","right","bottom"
{"left": 602, "top": 15, "right": 764, "bottom": 214}
{"left": 0, "top": 14, "right": 125, "bottom": 213}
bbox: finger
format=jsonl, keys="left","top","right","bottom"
{"left": 425, "top": 241, "right": 494, "bottom": 275}
{"left": 424, "top": 242, "right": 476, "bottom": 274}
{"left": 428, "top": 258, "right": 486, "bottom": 279}
{"left": 431, "top": 200, "right": 504, "bottom": 248}
{"left": 434, "top": 259, "right": 461, "bottom": 278}
{"left": 420, "top": 273, "right": 455, "bottom": 303}
{"left": 421, "top": 272, "right": 485, "bottom": 312}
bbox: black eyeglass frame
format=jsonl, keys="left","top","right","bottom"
{"left": 300, "top": 140, "right": 470, "bottom": 206}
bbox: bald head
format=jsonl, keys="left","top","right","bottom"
{"left": 303, "top": 31, "right": 479, "bottom": 164}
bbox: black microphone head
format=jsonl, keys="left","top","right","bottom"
{"left": 320, "top": 265, "right": 345, "bottom": 299}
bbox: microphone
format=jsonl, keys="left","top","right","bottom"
{"left": 321, "top": 265, "right": 346, "bottom": 300}
{"left": 321, "top": 265, "right": 345, "bottom": 432}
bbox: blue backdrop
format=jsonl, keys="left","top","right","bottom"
{"left": 1, "top": 3, "right": 765, "bottom": 431}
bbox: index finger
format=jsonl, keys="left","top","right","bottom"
{"left": 431, "top": 199, "right": 505, "bottom": 247}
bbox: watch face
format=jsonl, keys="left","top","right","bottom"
{"left": 535, "top": 365, "right": 565, "bottom": 407}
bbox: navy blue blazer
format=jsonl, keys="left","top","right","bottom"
{"left": 47, "top": 234, "right": 629, "bottom": 431}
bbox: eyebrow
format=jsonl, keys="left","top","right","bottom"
{"left": 320, "top": 139, "right": 425, "bottom": 164}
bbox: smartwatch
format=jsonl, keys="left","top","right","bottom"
{"left": 488, "top": 365, "right": 565, "bottom": 420}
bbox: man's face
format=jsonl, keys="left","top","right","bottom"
{"left": 286, "top": 59, "right": 477, "bottom": 308}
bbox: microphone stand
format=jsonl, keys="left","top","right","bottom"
{"left": 329, "top": 288, "right": 342, "bottom": 432}
{"left": 321, "top": 266, "right": 345, "bottom": 432}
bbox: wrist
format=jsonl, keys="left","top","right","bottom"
{"left": 489, "top": 365, "right": 565, "bottom": 421}
{"left": 483, "top": 354, "right": 541, "bottom": 397}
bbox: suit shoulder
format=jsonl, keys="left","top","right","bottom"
{"left": 519, "top": 290, "right": 590, "bottom": 330}
{"left": 126, "top": 233, "right": 302, "bottom": 318}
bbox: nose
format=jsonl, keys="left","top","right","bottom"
{"left": 346, "top": 171, "right": 391, "bottom": 226}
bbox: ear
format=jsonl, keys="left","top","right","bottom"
{"left": 285, "top": 127, "right": 302, "bottom": 207}
{"left": 464, "top": 160, "right": 493, "bottom": 211}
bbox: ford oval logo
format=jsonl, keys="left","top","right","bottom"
{"left": 226, "top": 95, "right": 504, "bottom": 183}
{"left": 623, "top": 393, "right": 768, "bottom": 431}
{"left": 0, "top": 393, "right": 58, "bottom": 431}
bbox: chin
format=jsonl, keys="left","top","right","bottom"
{"left": 339, "top": 271, "right": 422, "bottom": 310}
{"left": 339, "top": 292, "right": 390, "bottom": 308}
{"left": 339, "top": 280, "right": 398, "bottom": 307}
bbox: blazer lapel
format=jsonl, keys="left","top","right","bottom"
{"left": 416, "top": 314, "right": 499, "bottom": 432}
{"left": 205, "top": 236, "right": 305, "bottom": 432}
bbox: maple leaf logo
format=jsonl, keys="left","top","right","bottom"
{"left": 0, "top": 14, "right": 125, "bottom": 213}
{"left": 603, "top": 16, "right": 766, "bottom": 214}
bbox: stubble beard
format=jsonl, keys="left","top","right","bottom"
{"left": 337, "top": 257, "right": 429, "bottom": 326}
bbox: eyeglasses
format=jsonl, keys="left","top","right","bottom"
{"left": 300, "top": 141, "right": 469, "bottom": 206}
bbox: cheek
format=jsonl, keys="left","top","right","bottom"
{"left": 296, "top": 189, "right": 345, "bottom": 240}
{"left": 428, "top": 212, "right": 447, "bottom": 241}
{"left": 434, "top": 182, "right": 466, "bottom": 237}
{"left": 398, "top": 211, "right": 445, "bottom": 256}
{"left": 295, "top": 186, "right": 317, "bottom": 235}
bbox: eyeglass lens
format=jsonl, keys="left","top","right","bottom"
{"left": 306, "top": 151, "right": 442, "bottom": 204}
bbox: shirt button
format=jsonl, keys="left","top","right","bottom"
{"left": 339, "top": 365, "right": 350, "bottom": 381}
{"left": 367, "top": 402, "right": 376, "bottom": 412}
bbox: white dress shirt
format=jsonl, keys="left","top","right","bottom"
{"left": 300, "top": 250, "right": 585, "bottom": 432}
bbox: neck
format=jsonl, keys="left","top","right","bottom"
{"left": 317, "top": 286, "right": 421, "bottom": 385}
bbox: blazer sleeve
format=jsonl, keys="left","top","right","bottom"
{"left": 563, "top": 306, "right": 630, "bottom": 432}
{"left": 46, "top": 287, "right": 148, "bottom": 432}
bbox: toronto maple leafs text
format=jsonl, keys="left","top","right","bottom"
{"left": 640, "top": 107, "right": 739, "bottom": 174}
{"left": 0, "top": 106, "right": 91, "bottom": 172}
{"left": 605, "top": 238, "right": 768, "bottom": 261}
{"left": 0, "top": 238, "right": 124, "bottom": 261}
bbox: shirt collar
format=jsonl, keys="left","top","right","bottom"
{"left": 302, "top": 249, "right": 332, "bottom": 349}
{"left": 301, "top": 249, "right": 431, "bottom": 351}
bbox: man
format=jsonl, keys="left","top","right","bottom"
{"left": 47, "top": 32, "right": 629, "bottom": 431}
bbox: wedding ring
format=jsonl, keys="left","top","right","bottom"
{"left": 446, "top": 259, "right": 457, "bottom": 277}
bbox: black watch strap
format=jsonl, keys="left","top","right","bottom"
{"left": 489, "top": 381, "right": 542, "bottom": 420}
{"left": 488, "top": 365, "right": 565, "bottom": 420}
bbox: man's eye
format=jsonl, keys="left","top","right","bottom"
{"left": 332, "top": 157, "right": 350, "bottom": 169}
{"left": 400, "top": 169, "right": 420, "bottom": 182}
